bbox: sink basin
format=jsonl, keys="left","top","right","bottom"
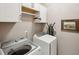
{"left": 9, "top": 49, "right": 30, "bottom": 55}
{"left": 36, "top": 32, "right": 47, "bottom": 37}
{"left": 8, "top": 45, "right": 32, "bottom": 55}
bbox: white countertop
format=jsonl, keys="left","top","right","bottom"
{"left": 39, "top": 34, "right": 56, "bottom": 43}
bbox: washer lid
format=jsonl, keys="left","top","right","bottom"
{"left": 39, "top": 34, "right": 56, "bottom": 43}
{"left": 1, "top": 38, "right": 28, "bottom": 49}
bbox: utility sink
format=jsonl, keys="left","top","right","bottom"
{"left": 35, "top": 32, "right": 47, "bottom": 37}
{"left": 8, "top": 45, "right": 32, "bottom": 55}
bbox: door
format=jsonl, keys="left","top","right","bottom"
{"left": 33, "top": 3, "right": 40, "bottom": 11}
{"left": 39, "top": 4, "right": 47, "bottom": 23}
{"left": 0, "top": 3, "right": 21, "bottom": 22}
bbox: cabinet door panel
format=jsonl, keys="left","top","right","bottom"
{"left": 39, "top": 4, "right": 47, "bottom": 23}
{"left": 5, "top": 3, "right": 20, "bottom": 21}
{"left": 33, "top": 3, "right": 40, "bottom": 11}
{"left": 0, "top": 3, "right": 20, "bottom": 22}
{"left": 0, "top": 4, "right": 5, "bottom": 21}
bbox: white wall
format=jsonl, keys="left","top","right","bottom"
{"left": 0, "top": 14, "right": 44, "bottom": 42}
{"left": 0, "top": 15, "right": 33, "bottom": 42}
{"left": 47, "top": 3, "right": 79, "bottom": 55}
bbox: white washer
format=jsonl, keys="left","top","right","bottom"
{"left": 33, "top": 34, "right": 57, "bottom": 55}
{"left": 1, "top": 38, "right": 41, "bottom": 55}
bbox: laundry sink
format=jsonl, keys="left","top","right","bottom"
{"left": 35, "top": 32, "right": 47, "bottom": 37}
{"left": 8, "top": 45, "right": 32, "bottom": 55}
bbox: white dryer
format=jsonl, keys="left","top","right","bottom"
{"left": 33, "top": 34, "right": 57, "bottom": 55}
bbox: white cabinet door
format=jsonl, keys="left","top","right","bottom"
{"left": 22, "top": 3, "right": 32, "bottom": 8}
{"left": 34, "top": 4, "right": 47, "bottom": 23}
{"left": 39, "top": 4, "right": 47, "bottom": 23}
{"left": 0, "top": 4, "right": 5, "bottom": 21}
{"left": 0, "top": 3, "right": 21, "bottom": 22}
{"left": 33, "top": 3, "right": 40, "bottom": 11}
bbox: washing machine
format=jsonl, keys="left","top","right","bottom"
{"left": 33, "top": 34, "right": 57, "bottom": 55}
{"left": 0, "top": 38, "right": 41, "bottom": 55}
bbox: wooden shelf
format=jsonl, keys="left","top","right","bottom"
{"left": 22, "top": 6, "right": 38, "bottom": 16}
{"left": 22, "top": 5, "right": 39, "bottom": 12}
{"left": 22, "top": 12, "right": 36, "bottom": 16}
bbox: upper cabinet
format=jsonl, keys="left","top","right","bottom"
{"left": 22, "top": 3, "right": 39, "bottom": 16}
{"left": 33, "top": 3, "right": 40, "bottom": 11}
{"left": 0, "top": 3, "right": 47, "bottom": 23}
{"left": 22, "top": 3, "right": 47, "bottom": 23}
{"left": 0, "top": 3, "right": 21, "bottom": 22}
{"left": 34, "top": 4, "right": 47, "bottom": 23}
{"left": 39, "top": 4, "right": 47, "bottom": 23}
